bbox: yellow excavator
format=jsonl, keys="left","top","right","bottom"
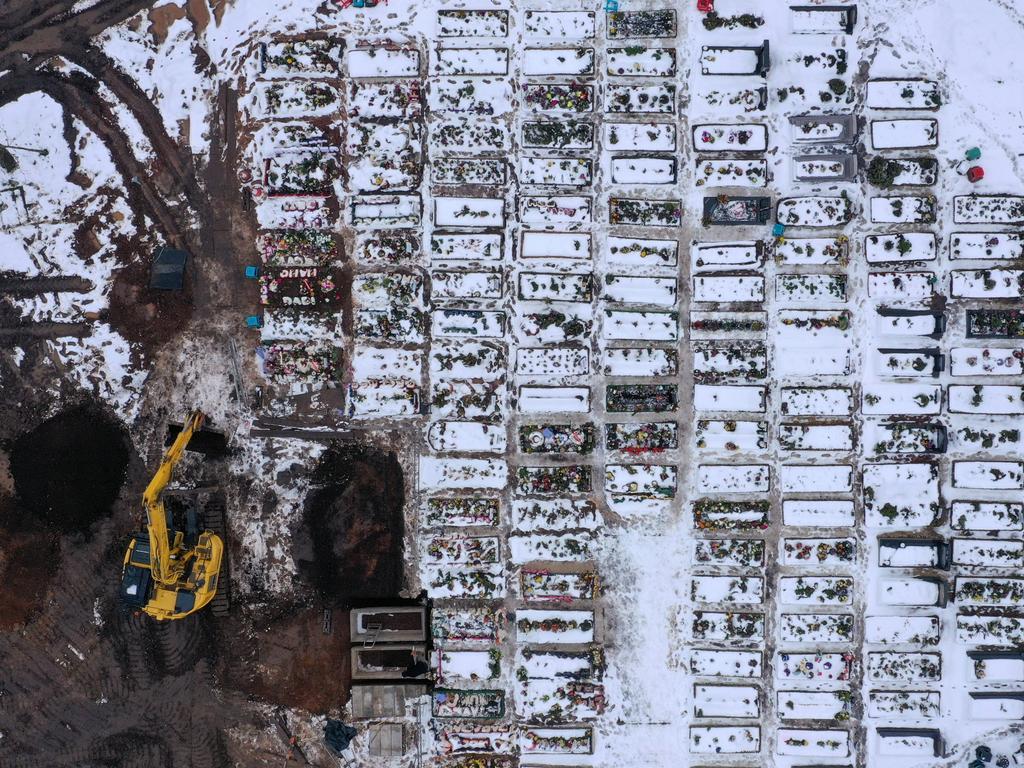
{"left": 119, "top": 410, "right": 224, "bottom": 620}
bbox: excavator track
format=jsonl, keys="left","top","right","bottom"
{"left": 203, "top": 491, "right": 231, "bottom": 618}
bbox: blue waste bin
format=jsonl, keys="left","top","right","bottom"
{"left": 245, "top": 315, "right": 263, "bottom": 329}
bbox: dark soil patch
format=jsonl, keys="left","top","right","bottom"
{"left": 8, "top": 403, "right": 130, "bottom": 535}
{"left": 293, "top": 445, "right": 405, "bottom": 606}
{"left": 106, "top": 235, "right": 193, "bottom": 361}
{"left": 0, "top": 491, "right": 58, "bottom": 630}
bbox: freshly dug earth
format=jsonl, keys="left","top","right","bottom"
{"left": 8, "top": 403, "right": 130, "bottom": 534}
{"left": 293, "top": 445, "right": 405, "bottom": 605}
{"left": 0, "top": 491, "right": 58, "bottom": 629}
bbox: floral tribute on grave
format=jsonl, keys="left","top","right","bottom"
{"left": 519, "top": 424, "right": 596, "bottom": 454}
{"left": 606, "top": 384, "right": 678, "bottom": 413}
{"left": 262, "top": 340, "right": 339, "bottom": 381}
{"left": 259, "top": 267, "right": 342, "bottom": 308}
{"left": 605, "top": 422, "right": 678, "bottom": 452}
{"left": 516, "top": 466, "right": 592, "bottom": 495}
{"left": 432, "top": 689, "right": 506, "bottom": 719}
{"left": 520, "top": 570, "right": 599, "bottom": 602}
{"left": 257, "top": 230, "right": 336, "bottom": 266}
{"left": 425, "top": 498, "right": 500, "bottom": 528}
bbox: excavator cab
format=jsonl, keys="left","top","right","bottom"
{"left": 119, "top": 410, "right": 224, "bottom": 621}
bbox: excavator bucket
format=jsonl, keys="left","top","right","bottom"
{"left": 165, "top": 422, "right": 227, "bottom": 455}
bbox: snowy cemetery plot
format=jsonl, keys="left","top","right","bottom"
{"left": 256, "top": 196, "right": 333, "bottom": 230}
{"left": 434, "top": 48, "right": 509, "bottom": 76}
{"left": 604, "top": 463, "right": 677, "bottom": 511}
{"left": 691, "top": 575, "right": 764, "bottom": 605}
{"left": 520, "top": 232, "right": 591, "bottom": 260}
{"left": 517, "top": 307, "right": 591, "bottom": 344}
{"left": 517, "top": 386, "right": 591, "bottom": 415}
{"left": 695, "top": 159, "right": 768, "bottom": 188}
{"left": 515, "top": 678, "right": 608, "bottom": 722}
{"left": 263, "top": 149, "right": 339, "bottom": 195}
{"left": 431, "top": 233, "right": 502, "bottom": 263}
{"left": 949, "top": 385, "right": 1024, "bottom": 417}
{"left": 516, "top": 465, "right": 591, "bottom": 496}
{"left": 605, "top": 421, "right": 679, "bottom": 452}
{"left": 783, "top": 500, "right": 855, "bottom": 528}
{"left": 866, "top": 78, "right": 941, "bottom": 110}
{"left": 431, "top": 120, "right": 509, "bottom": 154}
{"left": 431, "top": 605, "right": 505, "bottom": 646}
{"left": 780, "top": 464, "right": 853, "bottom": 493}
{"left": 693, "top": 685, "right": 760, "bottom": 718}
{"left": 778, "top": 691, "right": 851, "bottom": 721}
{"left": 602, "top": 275, "right": 677, "bottom": 307}
{"left": 875, "top": 730, "right": 943, "bottom": 757}
{"left": 606, "top": 47, "right": 677, "bottom": 77}
{"left": 418, "top": 457, "right": 508, "bottom": 491}
{"left": 780, "top": 613, "right": 854, "bottom": 643}
{"left": 693, "top": 539, "right": 765, "bottom": 568}
{"left": 423, "top": 565, "right": 504, "bottom": 599}
{"left": 867, "top": 271, "right": 936, "bottom": 301}
{"left": 522, "top": 121, "right": 594, "bottom": 150}
{"left": 508, "top": 533, "right": 595, "bottom": 563}
{"left": 777, "top": 196, "right": 854, "bottom": 227}
{"left": 693, "top": 499, "right": 770, "bottom": 531}
{"left": 430, "top": 270, "right": 503, "bottom": 301}
{"left": 257, "top": 230, "right": 336, "bottom": 266}
{"left": 426, "top": 535, "right": 500, "bottom": 566}
{"left": 792, "top": 153, "right": 856, "bottom": 183}
{"left": 427, "top": 422, "right": 506, "bottom": 454}
{"left": 870, "top": 195, "right": 936, "bottom": 224}
{"left": 601, "top": 310, "right": 678, "bottom": 342}
{"left": 345, "top": 123, "right": 421, "bottom": 191}
{"left": 694, "top": 419, "right": 767, "bottom": 452}
{"left": 515, "top": 348, "right": 590, "bottom": 380}
{"left": 951, "top": 232, "right": 1024, "bottom": 260}
{"left": 259, "top": 266, "right": 341, "bottom": 309}
{"left": 692, "top": 342, "right": 767, "bottom": 383}
{"left": 604, "top": 122, "right": 676, "bottom": 152}
{"left": 609, "top": 197, "right": 682, "bottom": 227}
{"left": 520, "top": 196, "right": 592, "bottom": 229}
{"left": 261, "top": 311, "right": 340, "bottom": 343}
{"left": 951, "top": 268, "right": 1024, "bottom": 299}
{"left": 956, "top": 578, "right": 1024, "bottom": 608}
{"left": 700, "top": 43, "right": 769, "bottom": 77}
{"left": 692, "top": 124, "right": 768, "bottom": 153}
{"left": 515, "top": 647, "right": 605, "bottom": 683}
{"left": 351, "top": 195, "right": 421, "bottom": 227}
{"left": 607, "top": 9, "right": 677, "bottom": 39}
{"left": 866, "top": 156, "right": 938, "bottom": 188}
{"left": 432, "top": 688, "right": 505, "bottom": 720}
{"left": 691, "top": 611, "right": 765, "bottom": 642}
{"left": 437, "top": 10, "right": 508, "bottom": 38}
{"left": 429, "top": 79, "right": 513, "bottom": 116}
{"left": 775, "top": 652, "right": 853, "bottom": 682}
{"left": 691, "top": 240, "right": 762, "bottom": 270}
{"left": 347, "top": 49, "right": 419, "bottom": 79}
{"left": 435, "top": 724, "right": 514, "bottom": 756}
{"left": 781, "top": 386, "right": 853, "bottom": 417}
{"left": 431, "top": 158, "right": 506, "bottom": 186}
{"left": 518, "top": 272, "right": 592, "bottom": 303}
{"left": 522, "top": 8, "right": 595, "bottom": 39}
{"left": 778, "top": 423, "right": 854, "bottom": 451}
{"left": 776, "top": 729, "right": 850, "bottom": 758}
{"left": 352, "top": 274, "right": 425, "bottom": 341}
{"left": 262, "top": 340, "right": 339, "bottom": 383}
{"left": 519, "top": 157, "right": 593, "bottom": 187}
{"left": 430, "top": 379, "right": 503, "bottom": 422}
{"left": 953, "top": 539, "right": 1024, "bottom": 569}
{"left": 346, "top": 380, "right": 420, "bottom": 419}
{"left": 518, "top": 423, "right": 595, "bottom": 454}
{"left": 780, "top": 576, "right": 853, "bottom": 606}
{"left": 952, "top": 502, "right": 1024, "bottom": 532}
{"left": 870, "top": 119, "right": 938, "bottom": 150}
{"left": 690, "top": 726, "right": 760, "bottom": 755}
{"left": 423, "top": 497, "right": 500, "bottom": 529}
{"left": 865, "top": 615, "right": 941, "bottom": 646}
{"left": 790, "top": 113, "right": 857, "bottom": 144}
{"left": 951, "top": 347, "right": 1024, "bottom": 377}
{"left": 776, "top": 274, "right": 847, "bottom": 304}
{"left": 772, "top": 236, "right": 849, "bottom": 266}
{"left": 609, "top": 156, "right": 678, "bottom": 186}
{"left": 693, "top": 384, "right": 767, "bottom": 414}
{"left": 954, "top": 195, "right": 1024, "bottom": 224}
{"left": 520, "top": 569, "right": 599, "bottom": 601}
{"left": 603, "top": 348, "right": 678, "bottom": 377}
{"left": 433, "top": 649, "right": 500, "bottom": 684}
{"left": 879, "top": 578, "right": 944, "bottom": 607}
{"left": 953, "top": 422, "right": 1022, "bottom": 451}
{"left": 863, "top": 462, "right": 940, "bottom": 527}
{"left": 259, "top": 40, "right": 340, "bottom": 78}
{"left": 958, "top": 616, "right": 1024, "bottom": 647}
{"left": 865, "top": 232, "right": 936, "bottom": 264}
{"left": 953, "top": 460, "right": 1024, "bottom": 490}
{"left": 348, "top": 81, "right": 421, "bottom": 119}
{"left": 791, "top": 5, "right": 857, "bottom": 34}
{"left": 430, "top": 341, "right": 505, "bottom": 379}
{"left": 866, "top": 422, "right": 946, "bottom": 455}
{"left": 692, "top": 273, "right": 765, "bottom": 304}
{"left": 605, "top": 84, "right": 676, "bottom": 115}
{"left": 968, "top": 694, "right": 1024, "bottom": 720}
{"left": 696, "top": 464, "right": 769, "bottom": 494}
{"left": 692, "top": 83, "right": 769, "bottom": 114}
{"left": 519, "top": 725, "right": 594, "bottom": 756}
{"left": 782, "top": 538, "right": 855, "bottom": 567}
{"left": 516, "top": 610, "right": 595, "bottom": 644}
{"left": 435, "top": 197, "right": 504, "bottom": 228}
{"left": 607, "top": 236, "right": 678, "bottom": 267}
{"left": 523, "top": 84, "right": 594, "bottom": 114}
{"left": 968, "top": 654, "right": 1024, "bottom": 682}
{"left": 511, "top": 498, "right": 600, "bottom": 533}
{"left": 874, "top": 309, "right": 945, "bottom": 338}
{"left": 522, "top": 48, "right": 595, "bottom": 77}
{"left": 690, "top": 312, "right": 767, "bottom": 337}
{"left": 868, "top": 653, "right": 941, "bottom": 683}
{"left": 691, "top": 650, "right": 763, "bottom": 678}
{"left": 967, "top": 310, "right": 1024, "bottom": 339}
